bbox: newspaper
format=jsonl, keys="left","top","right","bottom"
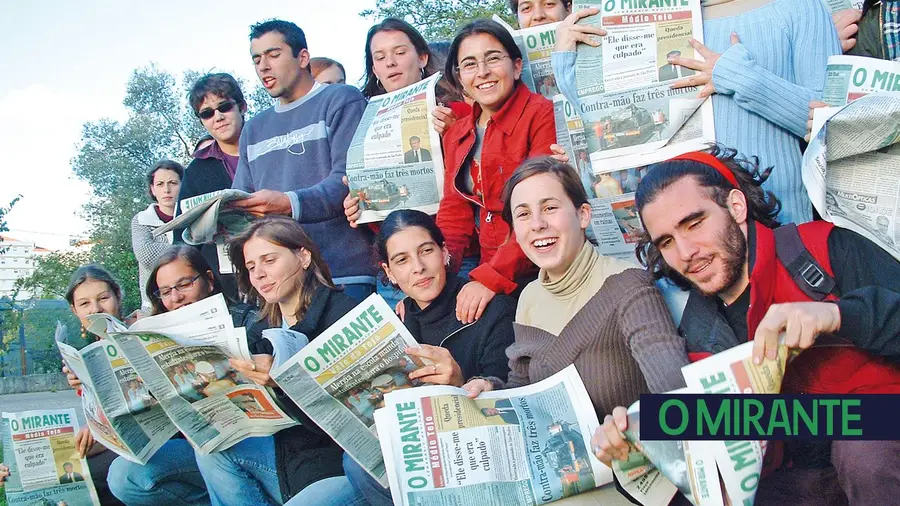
{"left": 55, "top": 324, "right": 177, "bottom": 465}
{"left": 85, "top": 295, "right": 296, "bottom": 454}
{"left": 819, "top": 0, "right": 864, "bottom": 13}
{"left": 569, "top": 0, "right": 714, "bottom": 170}
{"left": 375, "top": 365, "right": 613, "bottom": 505}
{"left": 1, "top": 409, "right": 100, "bottom": 506}
{"left": 346, "top": 74, "right": 445, "bottom": 224}
{"left": 494, "top": 16, "right": 562, "bottom": 100}
{"left": 270, "top": 293, "right": 429, "bottom": 486}
{"left": 803, "top": 86, "right": 900, "bottom": 261}
{"left": 823, "top": 56, "right": 900, "bottom": 108}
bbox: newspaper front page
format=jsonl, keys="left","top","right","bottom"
{"left": 56, "top": 324, "right": 176, "bottom": 464}
{"left": 803, "top": 59, "right": 900, "bottom": 261}
{"left": 1, "top": 409, "right": 100, "bottom": 506}
{"left": 569, "top": 0, "right": 714, "bottom": 170}
{"left": 375, "top": 365, "right": 613, "bottom": 506}
{"left": 346, "top": 74, "right": 445, "bottom": 224}
{"left": 495, "top": 16, "right": 562, "bottom": 100}
{"left": 270, "top": 294, "right": 428, "bottom": 486}
{"left": 153, "top": 189, "right": 252, "bottom": 245}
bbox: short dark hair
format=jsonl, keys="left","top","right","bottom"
{"left": 362, "top": 18, "right": 441, "bottom": 99}
{"left": 188, "top": 73, "right": 247, "bottom": 116}
{"left": 666, "top": 49, "right": 682, "bottom": 57}
{"left": 634, "top": 145, "right": 781, "bottom": 278}
{"left": 249, "top": 19, "right": 307, "bottom": 57}
{"left": 65, "top": 265, "right": 123, "bottom": 308}
{"left": 146, "top": 160, "right": 184, "bottom": 202}
{"left": 409, "top": 135, "right": 420, "bottom": 143}
{"left": 445, "top": 19, "right": 523, "bottom": 92}
{"left": 507, "top": 0, "right": 572, "bottom": 16}
{"left": 374, "top": 210, "right": 446, "bottom": 286}
{"left": 146, "top": 246, "right": 226, "bottom": 315}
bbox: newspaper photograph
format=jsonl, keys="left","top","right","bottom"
{"left": 55, "top": 324, "right": 176, "bottom": 464}
{"left": 270, "top": 293, "right": 429, "bottom": 485}
{"left": 495, "top": 16, "right": 562, "bottom": 99}
{"left": 568, "top": 0, "right": 714, "bottom": 170}
{"left": 153, "top": 188, "right": 253, "bottom": 249}
{"left": 803, "top": 94, "right": 900, "bottom": 261}
{"left": 346, "top": 73, "right": 445, "bottom": 223}
{"left": 375, "top": 365, "right": 613, "bottom": 506}
{"left": 1, "top": 409, "right": 100, "bottom": 506}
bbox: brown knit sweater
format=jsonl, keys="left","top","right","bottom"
{"left": 502, "top": 268, "right": 689, "bottom": 419}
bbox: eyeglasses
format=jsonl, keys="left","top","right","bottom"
{"left": 197, "top": 100, "right": 236, "bottom": 120}
{"left": 154, "top": 274, "right": 202, "bottom": 299}
{"left": 457, "top": 54, "right": 511, "bottom": 76}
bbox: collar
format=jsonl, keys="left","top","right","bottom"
{"left": 193, "top": 139, "right": 237, "bottom": 161}
{"left": 136, "top": 204, "right": 166, "bottom": 226}
{"left": 404, "top": 276, "right": 465, "bottom": 326}
{"left": 539, "top": 241, "right": 596, "bottom": 299}
{"left": 290, "top": 284, "right": 333, "bottom": 336}
{"left": 445, "top": 83, "right": 533, "bottom": 144}
{"left": 274, "top": 80, "right": 324, "bottom": 113}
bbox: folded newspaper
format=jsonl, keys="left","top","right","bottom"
{"left": 375, "top": 365, "right": 613, "bottom": 506}
{"left": 804, "top": 56, "right": 900, "bottom": 261}
{"left": 494, "top": 16, "right": 561, "bottom": 100}
{"left": 80, "top": 294, "right": 296, "bottom": 455}
{"left": 2, "top": 409, "right": 100, "bottom": 506}
{"left": 346, "top": 73, "right": 446, "bottom": 223}
{"left": 152, "top": 189, "right": 253, "bottom": 246}
{"left": 270, "top": 293, "right": 430, "bottom": 486}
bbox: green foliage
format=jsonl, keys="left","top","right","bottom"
{"left": 0, "top": 303, "right": 77, "bottom": 375}
{"left": 14, "top": 250, "right": 89, "bottom": 301}
{"left": 0, "top": 196, "right": 21, "bottom": 255}
{"left": 361, "top": 0, "right": 515, "bottom": 41}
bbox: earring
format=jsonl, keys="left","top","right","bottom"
{"left": 421, "top": 67, "right": 426, "bottom": 78}
{"left": 80, "top": 326, "right": 88, "bottom": 340}
{"left": 445, "top": 253, "right": 452, "bottom": 267}
{"left": 376, "top": 78, "right": 383, "bottom": 90}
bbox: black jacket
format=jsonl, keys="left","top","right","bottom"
{"left": 175, "top": 154, "right": 239, "bottom": 301}
{"left": 246, "top": 286, "right": 358, "bottom": 501}
{"left": 402, "top": 276, "right": 516, "bottom": 381}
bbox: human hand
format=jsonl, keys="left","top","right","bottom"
{"left": 833, "top": 8, "right": 862, "bottom": 53}
{"left": 229, "top": 354, "right": 276, "bottom": 387}
{"left": 62, "top": 365, "right": 82, "bottom": 391}
{"left": 0, "top": 462, "right": 9, "bottom": 483}
{"left": 432, "top": 105, "right": 458, "bottom": 136}
{"left": 456, "top": 281, "right": 496, "bottom": 324}
{"left": 342, "top": 176, "right": 362, "bottom": 228}
{"left": 550, "top": 144, "right": 569, "bottom": 163}
{"left": 806, "top": 100, "right": 828, "bottom": 142}
{"left": 590, "top": 406, "right": 631, "bottom": 467}
{"left": 75, "top": 427, "right": 95, "bottom": 458}
{"left": 395, "top": 298, "right": 407, "bottom": 322}
{"left": 752, "top": 302, "right": 841, "bottom": 365}
{"left": 461, "top": 378, "right": 494, "bottom": 398}
{"left": 124, "top": 309, "right": 147, "bottom": 326}
{"left": 555, "top": 8, "right": 606, "bottom": 52}
{"left": 229, "top": 190, "right": 292, "bottom": 217}
{"left": 670, "top": 34, "right": 739, "bottom": 99}
{"left": 406, "top": 345, "right": 465, "bottom": 386}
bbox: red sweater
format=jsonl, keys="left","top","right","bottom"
{"left": 436, "top": 84, "right": 556, "bottom": 294}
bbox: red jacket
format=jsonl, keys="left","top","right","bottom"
{"left": 436, "top": 83, "right": 556, "bottom": 294}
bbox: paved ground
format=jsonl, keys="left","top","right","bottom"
{"left": 0, "top": 389, "right": 84, "bottom": 423}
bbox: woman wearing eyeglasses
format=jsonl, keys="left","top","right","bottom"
{"left": 435, "top": 19, "right": 556, "bottom": 324}
{"left": 132, "top": 160, "right": 183, "bottom": 312}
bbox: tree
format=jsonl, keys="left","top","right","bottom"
{"left": 361, "top": 0, "right": 515, "bottom": 41}
{"left": 0, "top": 195, "right": 21, "bottom": 255}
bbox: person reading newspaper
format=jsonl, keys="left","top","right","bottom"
{"left": 59, "top": 265, "right": 201, "bottom": 506}
{"left": 462, "top": 158, "right": 690, "bottom": 504}
{"left": 296, "top": 209, "right": 518, "bottom": 506}
{"left": 588, "top": 147, "right": 900, "bottom": 504}
{"left": 192, "top": 216, "right": 359, "bottom": 505}
{"left": 552, "top": 0, "right": 842, "bottom": 225}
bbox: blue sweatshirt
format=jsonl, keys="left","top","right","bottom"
{"left": 552, "top": 0, "right": 841, "bottom": 225}
{"left": 233, "top": 83, "right": 376, "bottom": 282}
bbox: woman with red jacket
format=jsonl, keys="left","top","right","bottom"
{"left": 438, "top": 19, "right": 557, "bottom": 323}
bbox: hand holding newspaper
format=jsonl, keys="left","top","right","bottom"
{"left": 152, "top": 189, "right": 253, "bottom": 245}
{"left": 375, "top": 365, "right": 613, "bottom": 506}
{"left": 270, "top": 293, "right": 430, "bottom": 486}
{"left": 2, "top": 409, "right": 101, "bottom": 505}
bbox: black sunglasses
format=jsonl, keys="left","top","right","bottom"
{"left": 197, "top": 100, "right": 237, "bottom": 120}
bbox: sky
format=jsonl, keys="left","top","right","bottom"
{"left": 0, "top": 0, "right": 376, "bottom": 250}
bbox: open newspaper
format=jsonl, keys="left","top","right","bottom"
{"left": 375, "top": 365, "right": 613, "bottom": 506}
{"left": 55, "top": 323, "right": 177, "bottom": 464}
{"left": 85, "top": 294, "right": 296, "bottom": 454}
{"left": 346, "top": 73, "right": 445, "bottom": 223}
{"left": 494, "top": 16, "right": 562, "bottom": 100}
{"left": 1, "top": 409, "right": 100, "bottom": 506}
{"left": 270, "top": 293, "right": 429, "bottom": 486}
{"left": 803, "top": 56, "right": 900, "bottom": 260}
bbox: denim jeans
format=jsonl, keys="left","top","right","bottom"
{"left": 458, "top": 256, "right": 480, "bottom": 281}
{"left": 283, "top": 476, "right": 370, "bottom": 506}
{"left": 343, "top": 453, "right": 392, "bottom": 506}
{"left": 376, "top": 283, "right": 405, "bottom": 310}
{"left": 107, "top": 438, "right": 210, "bottom": 505}
{"left": 194, "top": 436, "right": 282, "bottom": 506}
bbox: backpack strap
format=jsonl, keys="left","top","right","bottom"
{"left": 773, "top": 223, "right": 837, "bottom": 301}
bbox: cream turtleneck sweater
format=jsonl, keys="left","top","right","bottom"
{"left": 516, "top": 241, "right": 636, "bottom": 336}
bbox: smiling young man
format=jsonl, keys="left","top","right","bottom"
{"left": 509, "top": 0, "right": 570, "bottom": 28}
{"left": 634, "top": 146, "right": 900, "bottom": 504}
{"left": 230, "top": 19, "right": 376, "bottom": 302}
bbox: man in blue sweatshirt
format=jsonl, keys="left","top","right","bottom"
{"left": 231, "top": 19, "right": 376, "bottom": 302}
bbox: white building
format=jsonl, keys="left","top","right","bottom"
{"left": 0, "top": 235, "right": 50, "bottom": 299}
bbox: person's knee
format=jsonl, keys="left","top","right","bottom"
{"left": 107, "top": 457, "right": 148, "bottom": 498}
